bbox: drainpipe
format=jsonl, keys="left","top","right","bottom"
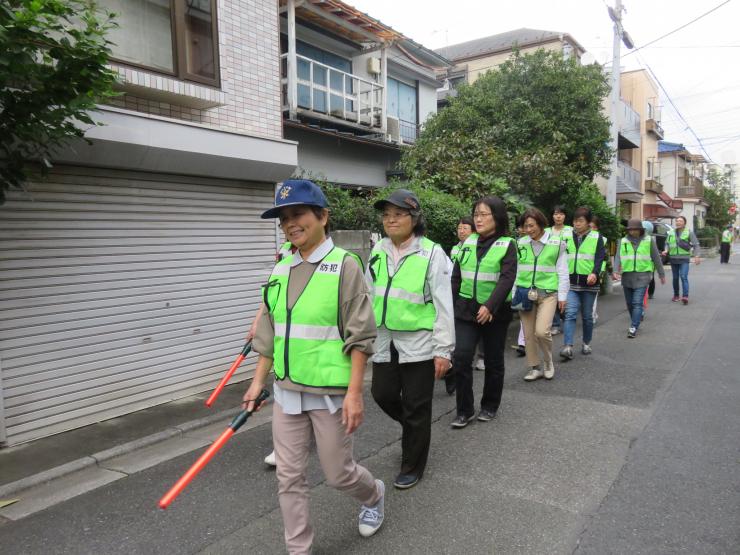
{"left": 287, "top": 0, "right": 298, "bottom": 121}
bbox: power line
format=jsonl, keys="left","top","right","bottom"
{"left": 622, "top": 0, "right": 733, "bottom": 59}
{"left": 637, "top": 55, "right": 716, "bottom": 163}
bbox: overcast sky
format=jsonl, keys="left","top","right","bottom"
{"left": 349, "top": 0, "right": 740, "bottom": 166}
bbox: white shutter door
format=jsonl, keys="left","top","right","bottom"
{"left": 0, "top": 167, "right": 276, "bottom": 445}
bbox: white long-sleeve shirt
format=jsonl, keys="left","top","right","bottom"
{"left": 366, "top": 236, "right": 455, "bottom": 364}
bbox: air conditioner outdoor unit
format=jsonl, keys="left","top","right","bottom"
{"left": 367, "top": 57, "right": 381, "bottom": 75}
{"left": 386, "top": 116, "right": 400, "bottom": 143}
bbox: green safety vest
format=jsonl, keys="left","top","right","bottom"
{"left": 666, "top": 229, "right": 691, "bottom": 256}
{"left": 450, "top": 242, "right": 463, "bottom": 264}
{"left": 722, "top": 230, "right": 732, "bottom": 243}
{"left": 458, "top": 233, "right": 513, "bottom": 303}
{"left": 620, "top": 236, "right": 654, "bottom": 273}
{"left": 565, "top": 230, "right": 602, "bottom": 275}
{"left": 279, "top": 240, "right": 363, "bottom": 270}
{"left": 263, "top": 247, "right": 351, "bottom": 389}
{"left": 546, "top": 225, "right": 573, "bottom": 240}
{"left": 278, "top": 241, "right": 293, "bottom": 261}
{"left": 369, "top": 237, "right": 437, "bottom": 332}
{"left": 515, "top": 235, "right": 562, "bottom": 290}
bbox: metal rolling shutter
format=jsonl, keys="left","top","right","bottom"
{"left": 0, "top": 166, "right": 277, "bottom": 445}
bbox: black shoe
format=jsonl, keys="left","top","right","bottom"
{"left": 516, "top": 345, "right": 526, "bottom": 357}
{"left": 477, "top": 409, "right": 497, "bottom": 422}
{"left": 450, "top": 414, "right": 475, "bottom": 428}
{"left": 393, "top": 473, "right": 419, "bottom": 489}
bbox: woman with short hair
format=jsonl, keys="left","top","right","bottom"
{"left": 244, "top": 179, "right": 385, "bottom": 552}
{"left": 368, "top": 189, "right": 455, "bottom": 490}
{"left": 515, "top": 208, "right": 569, "bottom": 381}
{"left": 450, "top": 196, "right": 517, "bottom": 427}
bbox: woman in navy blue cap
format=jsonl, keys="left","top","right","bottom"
{"left": 243, "top": 179, "right": 385, "bottom": 553}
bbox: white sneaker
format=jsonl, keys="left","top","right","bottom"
{"left": 524, "top": 368, "right": 544, "bottom": 381}
{"left": 264, "top": 450, "right": 276, "bottom": 466}
{"left": 582, "top": 344, "right": 592, "bottom": 355}
{"left": 551, "top": 328, "right": 561, "bottom": 336}
{"left": 543, "top": 361, "right": 555, "bottom": 380}
{"left": 474, "top": 358, "right": 486, "bottom": 371}
{"left": 358, "top": 479, "right": 385, "bottom": 537}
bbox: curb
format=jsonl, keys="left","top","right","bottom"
{"left": 0, "top": 405, "right": 240, "bottom": 499}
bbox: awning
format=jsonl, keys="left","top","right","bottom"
{"left": 644, "top": 203, "right": 680, "bottom": 219}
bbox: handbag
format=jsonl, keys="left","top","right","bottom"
{"left": 511, "top": 286, "right": 533, "bottom": 312}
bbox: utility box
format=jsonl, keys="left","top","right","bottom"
{"left": 367, "top": 57, "right": 381, "bottom": 75}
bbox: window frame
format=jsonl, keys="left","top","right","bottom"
{"left": 109, "top": 0, "right": 221, "bottom": 88}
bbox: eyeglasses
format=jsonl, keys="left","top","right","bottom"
{"left": 382, "top": 212, "right": 411, "bottom": 221}
{"left": 473, "top": 211, "right": 492, "bottom": 219}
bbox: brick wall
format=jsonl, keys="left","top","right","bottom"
{"left": 106, "top": 0, "right": 283, "bottom": 140}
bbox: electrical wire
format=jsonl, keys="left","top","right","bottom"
{"left": 621, "top": 0, "right": 733, "bottom": 59}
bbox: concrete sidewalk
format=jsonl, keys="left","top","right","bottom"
{"left": 0, "top": 383, "right": 252, "bottom": 499}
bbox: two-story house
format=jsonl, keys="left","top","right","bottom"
{"left": 279, "top": 0, "right": 449, "bottom": 188}
{"left": 435, "top": 28, "right": 585, "bottom": 106}
{"left": 658, "top": 141, "right": 709, "bottom": 231}
{"left": 0, "top": 0, "right": 297, "bottom": 446}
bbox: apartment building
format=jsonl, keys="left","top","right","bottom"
{"left": 0, "top": 0, "right": 298, "bottom": 446}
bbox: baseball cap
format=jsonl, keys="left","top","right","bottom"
{"left": 373, "top": 189, "right": 421, "bottom": 215}
{"left": 261, "top": 179, "right": 328, "bottom": 219}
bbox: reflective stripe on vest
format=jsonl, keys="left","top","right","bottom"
{"left": 565, "top": 230, "right": 601, "bottom": 275}
{"left": 458, "top": 234, "right": 513, "bottom": 303}
{"left": 265, "top": 247, "right": 351, "bottom": 389}
{"left": 620, "top": 237, "right": 654, "bottom": 273}
{"left": 666, "top": 229, "right": 691, "bottom": 256}
{"left": 546, "top": 226, "right": 573, "bottom": 240}
{"left": 370, "top": 237, "right": 437, "bottom": 332}
{"left": 278, "top": 241, "right": 293, "bottom": 261}
{"left": 515, "top": 236, "right": 561, "bottom": 290}
{"left": 451, "top": 243, "right": 462, "bottom": 264}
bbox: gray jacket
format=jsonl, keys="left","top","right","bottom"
{"left": 665, "top": 228, "right": 700, "bottom": 262}
{"left": 366, "top": 236, "right": 455, "bottom": 364}
{"left": 614, "top": 235, "right": 665, "bottom": 289}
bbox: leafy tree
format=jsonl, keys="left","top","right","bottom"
{"left": 401, "top": 49, "right": 612, "bottom": 210}
{"left": 704, "top": 167, "right": 735, "bottom": 231}
{"left": 0, "top": 0, "right": 117, "bottom": 202}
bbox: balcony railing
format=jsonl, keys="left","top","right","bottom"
{"left": 617, "top": 160, "right": 641, "bottom": 193}
{"left": 281, "top": 53, "right": 384, "bottom": 131}
{"left": 676, "top": 175, "right": 704, "bottom": 198}
{"left": 645, "top": 178, "right": 663, "bottom": 193}
{"left": 618, "top": 100, "right": 641, "bottom": 149}
{"left": 646, "top": 118, "right": 664, "bottom": 139}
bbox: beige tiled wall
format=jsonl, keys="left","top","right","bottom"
{"left": 106, "top": 0, "right": 282, "bottom": 140}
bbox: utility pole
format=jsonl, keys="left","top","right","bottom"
{"left": 606, "top": 0, "right": 634, "bottom": 208}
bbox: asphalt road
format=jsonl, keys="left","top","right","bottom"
{"left": 1, "top": 257, "right": 738, "bottom": 554}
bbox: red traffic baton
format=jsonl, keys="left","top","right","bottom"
{"left": 205, "top": 341, "right": 252, "bottom": 408}
{"left": 159, "top": 388, "right": 270, "bottom": 509}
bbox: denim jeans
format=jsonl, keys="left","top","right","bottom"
{"left": 623, "top": 285, "right": 647, "bottom": 329}
{"left": 563, "top": 290, "right": 597, "bottom": 346}
{"left": 670, "top": 262, "right": 690, "bottom": 297}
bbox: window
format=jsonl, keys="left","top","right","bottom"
{"left": 647, "top": 101, "right": 654, "bottom": 120}
{"left": 281, "top": 38, "right": 353, "bottom": 115}
{"left": 647, "top": 160, "right": 653, "bottom": 179}
{"left": 100, "top": 0, "right": 220, "bottom": 86}
{"left": 388, "top": 78, "right": 417, "bottom": 142}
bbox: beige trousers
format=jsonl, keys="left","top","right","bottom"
{"left": 519, "top": 293, "right": 558, "bottom": 368}
{"left": 272, "top": 402, "right": 380, "bottom": 555}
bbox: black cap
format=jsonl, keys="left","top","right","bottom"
{"left": 373, "top": 189, "right": 421, "bottom": 215}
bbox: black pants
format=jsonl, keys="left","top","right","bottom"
{"left": 720, "top": 242, "right": 730, "bottom": 263}
{"left": 454, "top": 316, "right": 511, "bottom": 418}
{"left": 371, "top": 344, "right": 435, "bottom": 477}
